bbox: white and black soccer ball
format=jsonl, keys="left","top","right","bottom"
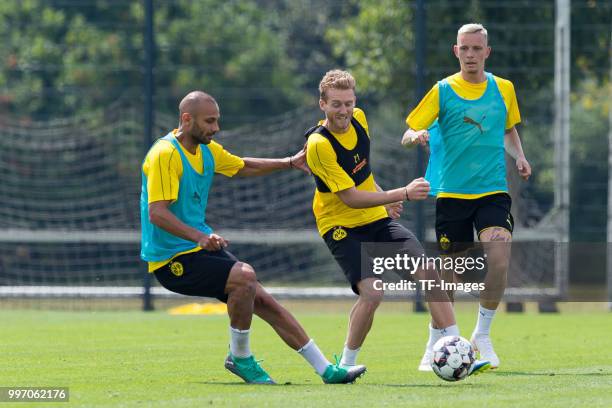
{"left": 431, "top": 335, "right": 475, "bottom": 382}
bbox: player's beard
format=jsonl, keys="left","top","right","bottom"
{"left": 192, "top": 123, "right": 214, "bottom": 145}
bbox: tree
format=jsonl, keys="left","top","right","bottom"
{"left": 326, "top": 0, "right": 414, "bottom": 103}
{"left": 569, "top": 76, "right": 609, "bottom": 242}
{"left": 0, "top": 0, "right": 70, "bottom": 117}
{"left": 0, "top": 0, "right": 315, "bottom": 123}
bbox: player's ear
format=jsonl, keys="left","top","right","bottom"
{"left": 180, "top": 112, "right": 190, "bottom": 125}
{"left": 319, "top": 98, "right": 326, "bottom": 111}
{"left": 485, "top": 46, "right": 491, "bottom": 58}
{"left": 452, "top": 44, "right": 459, "bottom": 58}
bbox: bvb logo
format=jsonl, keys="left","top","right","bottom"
{"left": 332, "top": 227, "right": 347, "bottom": 241}
{"left": 170, "top": 261, "right": 184, "bottom": 277}
{"left": 439, "top": 235, "right": 451, "bottom": 251}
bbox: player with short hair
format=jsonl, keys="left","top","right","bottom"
{"left": 305, "top": 70, "right": 490, "bottom": 375}
{"left": 141, "top": 90, "right": 366, "bottom": 384}
{"left": 402, "top": 23, "right": 532, "bottom": 370}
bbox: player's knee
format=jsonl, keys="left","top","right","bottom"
{"left": 359, "top": 287, "right": 384, "bottom": 308}
{"left": 240, "top": 263, "right": 257, "bottom": 287}
{"left": 359, "top": 296, "right": 382, "bottom": 313}
{"left": 231, "top": 262, "right": 257, "bottom": 293}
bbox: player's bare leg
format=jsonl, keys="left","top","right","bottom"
{"left": 225, "top": 262, "right": 257, "bottom": 330}
{"left": 470, "top": 227, "right": 512, "bottom": 368}
{"left": 417, "top": 253, "right": 490, "bottom": 375}
{"left": 413, "top": 262, "right": 456, "bottom": 329}
{"left": 252, "top": 282, "right": 366, "bottom": 383}
{"left": 337, "top": 277, "right": 383, "bottom": 367}
{"left": 478, "top": 227, "right": 511, "bottom": 309}
{"left": 223, "top": 262, "right": 275, "bottom": 384}
{"left": 414, "top": 261, "right": 460, "bottom": 371}
{"left": 253, "top": 283, "right": 308, "bottom": 350}
{"left": 346, "top": 278, "right": 384, "bottom": 349}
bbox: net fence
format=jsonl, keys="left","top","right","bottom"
{"left": 3, "top": 0, "right": 604, "bottom": 308}
{"left": 0, "top": 100, "right": 560, "bottom": 307}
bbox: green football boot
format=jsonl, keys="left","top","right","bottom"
{"left": 224, "top": 353, "right": 276, "bottom": 384}
{"left": 321, "top": 363, "right": 367, "bottom": 384}
{"left": 320, "top": 355, "right": 367, "bottom": 384}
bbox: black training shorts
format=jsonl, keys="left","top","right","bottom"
{"left": 323, "top": 217, "right": 424, "bottom": 295}
{"left": 435, "top": 192, "right": 514, "bottom": 254}
{"left": 154, "top": 248, "right": 238, "bottom": 303}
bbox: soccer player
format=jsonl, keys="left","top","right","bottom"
{"left": 402, "top": 23, "right": 532, "bottom": 370}
{"left": 141, "top": 91, "right": 366, "bottom": 384}
{"left": 304, "top": 70, "right": 490, "bottom": 375}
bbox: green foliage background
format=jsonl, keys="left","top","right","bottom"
{"left": 0, "top": 0, "right": 610, "bottom": 279}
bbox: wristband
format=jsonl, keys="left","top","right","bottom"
{"left": 405, "top": 187, "right": 410, "bottom": 201}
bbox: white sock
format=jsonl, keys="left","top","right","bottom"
{"left": 428, "top": 323, "right": 461, "bottom": 350}
{"left": 474, "top": 304, "right": 496, "bottom": 336}
{"left": 340, "top": 344, "right": 360, "bottom": 367}
{"left": 297, "top": 339, "right": 331, "bottom": 376}
{"left": 229, "top": 326, "right": 251, "bottom": 358}
{"left": 426, "top": 323, "right": 443, "bottom": 350}
{"left": 439, "top": 324, "right": 460, "bottom": 337}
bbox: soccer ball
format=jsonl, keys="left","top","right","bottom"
{"left": 431, "top": 335, "right": 475, "bottom": 382}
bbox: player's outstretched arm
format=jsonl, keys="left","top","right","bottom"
{"left": 336, "top": 177, "right": 430, "bottom": 209}
{"left": 375, "top": 182, "right": 403, "bottom": 219}
{"left": 236, "top": 147, "right": 310, "bottom": 177}
{"left": 504, "top": 127, "right": 531, "bottom": 180}
{"left": 149, "top": 200, "right": 227, "bottom": 251}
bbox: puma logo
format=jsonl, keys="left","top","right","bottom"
{"left": 463, "top": 115, "right": 484, "bottom": 134}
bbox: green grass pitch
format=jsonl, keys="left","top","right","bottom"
{"left": 1, "top": 303, "right": 611, "bottom": 407}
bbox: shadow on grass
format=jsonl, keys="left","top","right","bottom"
{"left": 193, "top": 381, "right": 321, "bottom": 386}
{"left": 193, "top": 381, "right": 485, "bottom": 388}
{"left": 373, "top": 383, "right": 483, "bottom": 388}
{"left": 493, "top": 371, "right": 612, "bottom": 377}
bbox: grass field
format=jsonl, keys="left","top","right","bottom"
{"left": 1, "top": 302, "right": 611, "bottom": 407}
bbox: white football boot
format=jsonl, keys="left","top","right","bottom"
{"left": 418, "top": 347, "right": 434, "bottom": 371}
{"left": 471, "top": 333, "right": 500, "bottom": 369}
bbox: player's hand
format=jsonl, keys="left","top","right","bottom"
{"left": 405, "top": 177, "right": 430, "bottom": 201}
{"left": 385, "top": 201, "right": 403, "bottom": 219}
{"left": 516, "top": 156, "right": 531, "bottom": 181}
{"left": 289, "top": 146, "right": 311, "bottom": 175}
{"left": 198, "top": 233, "right": 229, "bottom": 251}
{"left": 401, "top": 129, "right": 429, "bottom": 148}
